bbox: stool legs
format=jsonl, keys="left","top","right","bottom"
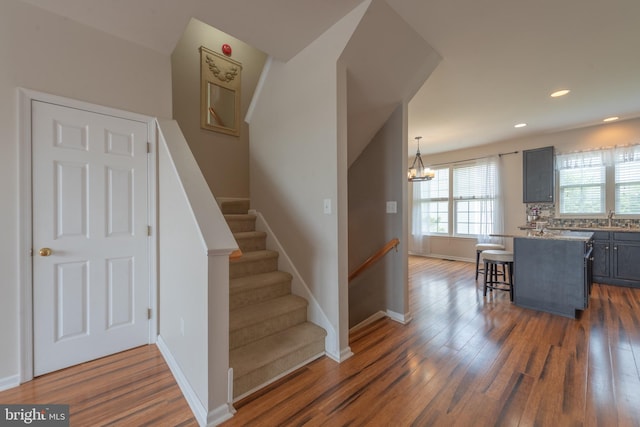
{"left": 483, "top": 260, "right": 513, "bottom": 301}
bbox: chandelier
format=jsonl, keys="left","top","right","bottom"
{"left": 408, "top": 136, "right": 435, "bottom": 181}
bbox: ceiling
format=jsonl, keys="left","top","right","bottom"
{"left": 22, "top": 0, "right": 640, "bottom": 155}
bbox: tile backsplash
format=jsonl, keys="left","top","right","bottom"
{"left": 525, "top": 203, "right": 640, "bottom": 229}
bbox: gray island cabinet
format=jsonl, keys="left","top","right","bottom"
{"left": 514, "top": 231, "right": 593, "bottom": 318}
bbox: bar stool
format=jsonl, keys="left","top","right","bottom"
{"left": 475, "top": 243, "right": 505, "bottom": 280}
{"left": 482, "top": 250, "right": 514, "bottom": 301}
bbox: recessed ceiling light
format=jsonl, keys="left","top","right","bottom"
{"left": 550, "top": 89, "right": 570, "bottom": 98}
{"left": 603, "top": 116, "right": 619, "bottom": 122}
{"left": 514, "top": 123, "right": 527, "bottom": 128}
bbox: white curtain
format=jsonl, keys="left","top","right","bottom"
{"left": 556, "top": 149, "right": 608, "bottom": 170}
{"left": 409, "top": 182, "right": 428, "bottom": 254}
{"left": 476, "top": 156, "right": 504, "bottom": 245}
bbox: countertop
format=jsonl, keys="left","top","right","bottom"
{"left": 519, "top": 225, "right": 640, "bottom": 233}
{"left": 495, "top": 230, "right": 594, "bottom": 241}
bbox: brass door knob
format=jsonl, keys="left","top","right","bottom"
{"left": 39, "top": 248, "right": 52, "bottom": 257}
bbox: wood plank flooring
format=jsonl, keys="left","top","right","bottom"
{"left": 0, "top": 344, "right": 197, "bottom": 426}
{"left": 223, "top": 256, "right": 640, "bottom": 426}
{"left": 2, "top": 256, "right": 639, "bottom": 426}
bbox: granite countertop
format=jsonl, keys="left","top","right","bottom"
{"left": 547, "top": 225, "right": 640, "bottom": 233}
{"left": 517, "top": 230, "right": 594, "bottom": 241}
{"left": 494, "top": 230, "right": 594, "bottom": 241}
{"left": 518, "top": 225, "right": 640, "bottom": 233}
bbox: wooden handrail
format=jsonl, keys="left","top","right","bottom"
{"left": 348, "top": 238, "right": 400, "bottom": 283}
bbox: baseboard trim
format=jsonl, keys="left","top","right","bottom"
{"left": 0, "top": 374, "right": 20, "bottom": 392}
{"left": 409, "top": 253, "right": 474, "bottom": 263}
{"left": 349, "top": 311, "right": 388, "bottom": 333}
{"left": 386, "top": 309, "right": 413, "bottom": 325}
{"left": 156, "top": 336, "right": 234, "bottom": 427}
{"left": 350, "top": 309, "right": 413, "bottom": 334}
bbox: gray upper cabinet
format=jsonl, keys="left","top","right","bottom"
{"left": 523, "top": 146, "right": 554, "bottom": 203}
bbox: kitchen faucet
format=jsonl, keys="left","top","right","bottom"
{"left": 608, "top": 210, "right": 615, "bottom": 227}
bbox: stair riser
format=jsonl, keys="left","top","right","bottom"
{"left": 230, "top": 257, "right": 278, "bottom": 279}
{"left": 227, "top": 218, "right": 256, "bottom": 233}
{"left": 236, "top": 236, "right": 266, "bottom": 252}
{"left": 230, "top": 282, "right": 291, "bottom": 310}
{"left": 233, "top": 339, "right": 325, "bottom": 398}
{"left": 230, "top": 308, "right": 307, "bottom": 350}
{"left": 220, "top": 200, "right": 250, "bottom": 215}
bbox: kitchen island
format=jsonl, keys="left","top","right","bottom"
{"left": 513, "top": 230, "right": 593, "bottom": 318}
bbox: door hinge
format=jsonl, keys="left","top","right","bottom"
{"left": 148, "top": 308, "right": 152, "bottom": 319}
{"left": 147, "top": 142, "right": 151, "bottom": 153}
{"left": 147, "top": 225, "right": 152, "bottom": 236}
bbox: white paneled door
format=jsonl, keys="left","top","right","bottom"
{"left": 32, "top": 101, "right": 150, "bottom": 376}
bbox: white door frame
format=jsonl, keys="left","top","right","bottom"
{"left": 18, "top": 88, "right": 158, "bottom": 382}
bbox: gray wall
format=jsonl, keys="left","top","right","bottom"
{"left": 171, "top": 18, "right": 267, "bottom": 199}
{"left": 348, "top": 105, "right": 405, "bottom": 327}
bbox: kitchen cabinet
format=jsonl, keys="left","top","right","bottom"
{"left": 612, "top": 232, "right": 640, "bottom": 285}
{"left": 590, "top": 231, "right": 640, "bottom": 288}
{"left": 591, "top": 231, "right": 610, "bottom": 279}
{"left": 514, "top": 232, "right": 593, "bottom": 318}
{"left": 523, "top": 146, "right": 554, "bottom": 203}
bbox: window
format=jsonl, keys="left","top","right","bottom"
{"left": 412, "top": 158, "right": 500, "bottom": 237}
{"left": 453, "top": 161, "right": 498, "bottom": 236}
{"left": 614, "top": 146, "right": 640, "bottom": 214}
{"left": 556, "top": 146, "right": 640, "bottom": 217}
{"left": 557, "top": 151, "right": 605, "bottom": 215}
{"left": 415, "top": 168, "right": 449, "bottom": 234}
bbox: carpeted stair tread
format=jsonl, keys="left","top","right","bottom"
{"left": 230, "top": 271, "right": 292, "bottom": 309}
{"left": 218, "top": 198, "right": 250, "bottom": 215}
{"left": 233, "top": 231, "right": 267, "bottom": 252}
{"left": 230, "top": 295, "right": 307, "bottom": 332}
{"left": 230, "top": 271, "right": 292, "bottom": 294}
{"left": 233, "top": 230, "right": 267, "bottom": 240}
{"left": 230, "top": 322, "right": 327, "bottom": 378}
{"left": 229, "top": 249, "right": 278, "bottom": 263}
{"left": 229, "top": 250, "right": 279, "bottom": 279}
{"left": 225, "top": 214, "right": 257, "bottom": 233}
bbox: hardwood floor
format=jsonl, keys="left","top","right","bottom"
{"left": 0, "top": 345, "right": 197, "bottom": 426}
{"left": 2, "top": 256, "right": 639, "bottom": 426}
{"left": 222, "top": 256, "right": 640, "bottom": 426}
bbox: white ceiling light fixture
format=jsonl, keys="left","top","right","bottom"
{"left": 408, "top": 136, "right": 435, "bottom": 182}
{"left": 603, "top": 116, "right": 619, "bottom": 122}
{"left": 550, "top": 89, "right": 571, "bottom": 98}
{"left": 514, "top": 123, "right": 527, "bottom": 128}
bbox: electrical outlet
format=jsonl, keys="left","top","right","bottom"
{"left": 386, "top": 201, "right": 397, "bottom": 214}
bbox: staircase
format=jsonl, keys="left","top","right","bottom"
{"left": 221, "top": 199, "right": 327, "bottom": 399}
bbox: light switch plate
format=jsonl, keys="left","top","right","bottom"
{"left": 386, "top": 201, "right": 397, "bottom": 213}
{"left": 323, "top": 198, "right": 332, "bottom": 214}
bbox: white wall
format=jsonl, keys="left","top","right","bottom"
{"left": 0, "top": 0, "right": 171, "bottom": 384}
{"left": 249, "top": 2, "right": 369, "bottom": 358}
{"left": 158, "top": 139, "right": 210, "bottom": 405}
{"left": 411, "top": 117, "right": 640, "bottom": 260}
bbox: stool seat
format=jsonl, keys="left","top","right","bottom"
{"left": 475, "top": 243, "right": 505, "bottom": 252}
{"left": 481, "top": 249, "right": 513, "bottom": 263}
{"left": 474, "top": 243, "right": 506, "bottom": 280}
